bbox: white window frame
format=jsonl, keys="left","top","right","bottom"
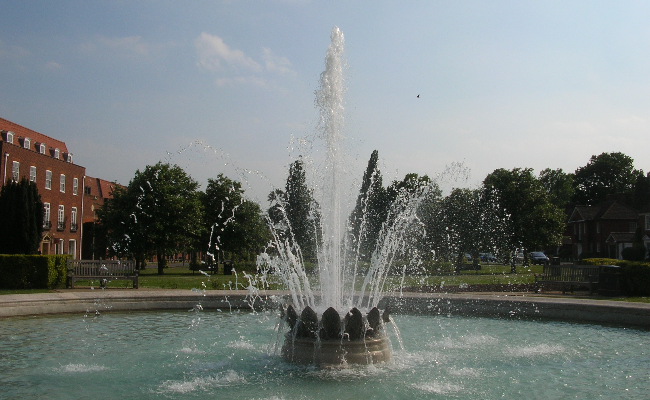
{"left": 45, "top": 170, "right": 52, "bottom": 190}
{"left": 43, "top": 203, "right": 50, "bottom": 228}
{"left": 5, "top": 131, "right": 14, "bottom": 144}
{"left": 54, "top": 148, "right": 60, "bottom": 159}
{"left": 73, "top": 177, "right": 78, "bottom": 195}
{"left": 66, "top": 153, "right": 73, "bottom": 163}
{"left": 60, "top": 174, "right": 65, "bottom": 193}
{"left": 39, "top": 143, "right": 46, "bottom": 154}
{"left": 58, "top": 205, "right": 65, "bottom": 230}
{"left": 71, "top": 207, "right": 78, "bottom": 231}
{"left": 12, "top": 161, "right": 19, "bottom": 181}
{"left": 29, "top": 166, "right": 36, "bottom": 182}
{"left": 23, "top": 137, "right": 30, "bottom": 149}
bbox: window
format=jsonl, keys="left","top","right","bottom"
{"left": 45, "top": 170, "right": 52, "bottom": 190}
{"left": 60, "top": 174, "right": 65, "bottom": 193}
{"left": 630, "top": 222, "right": 637, "bottom": 233}
{"left": 43, "top": 203, "right": 51, "bottom": 229}
{"left": 84, "top": 186, "right": 91, "bottom": 195}
{"left": 71, "top": 207, "right": 78, "bottom": 231}
{"left": 596, "top": 222, "right": 600, "bottom": 234}
{"left": 23, "top": 137, "right": 30, "bottom": 149}
{"left": 57, "top": 205, "right": 65, "bottom": 230}
{"left": 646, "top": 215, "right": 650, "bottom": 231}
{"left": 5, "top": 131, "right": 13, "bottom": 144}
{"left": 39, "top": 143, "right": 46, "bottom": 154}
{"left": 66, "top": 153, "right": 73, "bottom": 163}
{"left": 11, "top": 161, "right": 19, "bottom": 181}
{"left": 54, "top": 148, "right": 60, "bottom": 159}
{"left": 73, "top": 178, "right": 78, "bottom": 195}
{"left": 29, "top": 166, "right": 36, "bottom": 182}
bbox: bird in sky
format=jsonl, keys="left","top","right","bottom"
{"left": 417, "top": 94, "right": 420, "bottom": 98}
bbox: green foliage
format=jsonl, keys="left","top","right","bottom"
{"left": 572, "top": 152, "right": 638, "bottom": 205}
{"left": 98, "top": 163, "right": 204, "bottom": 274}
{"left": 583, "top": 258, "right": 650, "bottom": 296}
{"left": 349, "top": 150, "right": 388, "bottom": 260}
{"left": 203, "top": 175, "right": 269, "bottom": 262}
{"left": 0, "top": 178, "right": 44, "bottom": 254}
{"left": 267, "top": 158, "right": 320, "bottom": 260}
{"left": 539, "top": 168, "right": 574, "bottom": 208}
{"left": 0, "top": 255, "right": 67, "bottom": 289}
{"left": 483, "top": 168, "right": 565, "bottom": 265}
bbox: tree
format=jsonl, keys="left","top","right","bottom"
{"left": 203, "top": 174, "right": 269, "bottom": 262}
{"left": 572, "top": 152, "right": 638, "bottom": 205}
{"left": 539, "top": 168, "right": 574, "bottom": 209}
{"left": 0, "top": 178, "right": 43, "bottom": 254}
{"left": 632, "top": 172, "right": 650, "bottom": 211}
{"left": 483, "top": 168, "right": 565, "bottom": 272}
{"left": 270, "top": 158, "right": 320, "bottom": 260}
{"left": 349, "top": 150, "right": 388, "bottom": 260}
{"left": 99, "top": 163, "right": 203, "bottom": 274}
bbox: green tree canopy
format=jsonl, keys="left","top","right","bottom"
{"left": 539, "top": 168, "right": 575, "bottom": 209}
{"left": 0, "top": 178, "right": 43, "bottom": 254}
{"left": 349, "top": 150, "right": 388, "bottom": 260}
{"left": 203, "top": 174, "right": 269, "bottom": 262}
{"left": 572, "top": 152, "right": 638, "bottom": 205}
{"left": 483, "top": 168, "right": 565, "bottom": 271}
{"left": 99, "top": 163, "right": 203, "bottom": 274}
{"left": 267, "top": 158, "right": 320, "bottom": 260}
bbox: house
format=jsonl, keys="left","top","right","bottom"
{"left": 0, "top": 117, "right": 87, "bottom": 258}
{"left": 81, "top": 176, "right": 119, "bottom": 259}
{"left": 567, "top": 197, "right": 641, "bottom": 260}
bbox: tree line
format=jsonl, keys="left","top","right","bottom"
{"left": 2, "top": 151, "right": 647, "bottom": 273}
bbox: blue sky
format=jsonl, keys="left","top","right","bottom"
{"left": 2, "top": 1, "right": 650, "bottom": 202}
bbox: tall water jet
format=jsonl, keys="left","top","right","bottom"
{"left": 315, "top": 26, "right": 346, "bottom": 311}
{"left": 259, "top": 26, "right": 429, "bottom": 367}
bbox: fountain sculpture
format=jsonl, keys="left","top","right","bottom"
{"left": 258, "top": 27, "right": 428, "bottom": 367}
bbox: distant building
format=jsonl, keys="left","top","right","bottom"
{"left": 0, "top": 117, "right": 117, "bottom": 259}
{"left": 566, "top": 197, "right": 647, "bottom": 259}
{"left": 82, "top": 176, "right": 119, "bottom": 259}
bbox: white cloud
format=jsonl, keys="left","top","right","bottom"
{"left": 195, "top": 32, "right": 261, "bottom": 72}
{"left": 214, "top": 75, "right": 268, "bottom": 87}
{"left": 0, "top": 39, "right": 30, "bottom": 59}
{"left": 44, "top": 61, "right": 63, "bottom": 71}
{"left": 96, "top": 36, "right": 150, "bottom": 56}
{"left": 262, "top": 47, "right": 295, "bottom": 75}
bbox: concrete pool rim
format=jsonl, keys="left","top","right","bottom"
{"left": 1, "top": 289, "right": 649, "bottom": 328}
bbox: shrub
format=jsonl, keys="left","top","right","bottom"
{"left": 0, "top": 255, "right": 68, "bottom": 289}
{"left": 583, "top": 258, "right": 650, "bottom": 296}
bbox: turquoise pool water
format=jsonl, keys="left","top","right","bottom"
{"left": 1, "top": 309, "right": 648, "bottom": 399}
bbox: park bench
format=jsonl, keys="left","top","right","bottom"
{"left": 534, "top": 264, "right": 600, "bottom": 295}
{"left": 67, "top": 260, "right": 138, "bottom": 289}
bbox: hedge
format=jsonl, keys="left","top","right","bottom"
{"left": 583, "top": 258, "right": 650, "bottom": 296}
{"left": 0, "top": 255, "right": 68, "bottom": 289}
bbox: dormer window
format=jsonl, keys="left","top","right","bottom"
{"left": 66, "top": 153, "right": 73, "bottom": 163}
{"left": 53, "top": 148, "right": 60, "bottom": 159}
{"left": 5, "top": 131, "right": 13, "bottom": 144}
{"left": 23, "top": 137, "right": 31, "bottom": 149}
{"left": 39, "top": 143, "right": 46, "bottom": 154}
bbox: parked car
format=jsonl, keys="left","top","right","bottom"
{"left": 529, "top": 251, "right": 550, "bottom": 265}
{"left": 479, "top": 253, "right": 496, "bottom": 262}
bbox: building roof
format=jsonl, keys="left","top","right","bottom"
{"left": 569, "top": 200, "right": 639, "bottom": 223}
{"left": 0, "top": 117, "right": 69, "bottom": 154}
{"left": 606, "top": 232, "right": 635, "bottom": 243}
{"left": 85, "top": 176, "right": 120, "bottom": 200}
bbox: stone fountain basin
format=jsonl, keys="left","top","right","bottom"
{"left": 282, "top": 334, "right": 391, "bottom": 367}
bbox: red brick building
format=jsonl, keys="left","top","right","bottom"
{"left": 567, "top": 198, "right": 641, "bottom": 259}
{"left": 1, "top": 118, "right": 86, "bottom": 258}
{"left": 82, "top": 176, "right": 119, "bottom": 259}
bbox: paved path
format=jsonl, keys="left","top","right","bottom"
{"left": 1, "top": 289, "right": 649, "bottom": 328}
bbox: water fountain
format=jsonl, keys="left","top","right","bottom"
{"left": 257, "top": 27, "right": 430, "bottom": 367}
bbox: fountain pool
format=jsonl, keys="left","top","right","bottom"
{"left": 2, "top": 309, "right": 648, "bottom": 399}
